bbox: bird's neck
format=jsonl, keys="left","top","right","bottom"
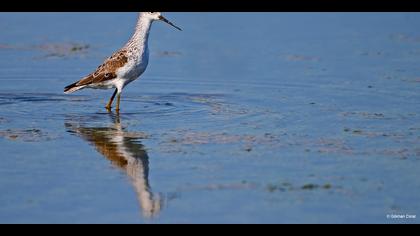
{"left": 126, "top": 13, "right": 153, "bottom": 51}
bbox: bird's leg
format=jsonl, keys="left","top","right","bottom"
{"left": 105, "top": 89, "right": 118, "bottom": 111}
{"left": 115, "top": 93, "right": 121, "bottom": 113}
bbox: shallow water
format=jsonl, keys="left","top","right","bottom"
{"left": 0, "top": 13, "right": 419, "bottom": 223}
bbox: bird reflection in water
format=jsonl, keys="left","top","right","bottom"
{"left": 65, "top": 113, "right": 162, "bottom": 218}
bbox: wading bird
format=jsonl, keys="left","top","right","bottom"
{"left": 64, "top": 12, "right": 181, "bottom": 112}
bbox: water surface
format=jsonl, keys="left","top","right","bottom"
{"left": 0, "top": 13, "right": 419, "bottom": 223}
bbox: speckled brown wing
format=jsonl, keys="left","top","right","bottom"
{"left": 64, "top": 50, "right": 128, "bottom": 93}
{"left": 78, "top": 50, "right": 128, "bottom": 86}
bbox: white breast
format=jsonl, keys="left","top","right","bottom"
{"left": 117, "top": 48, "right": 149, "bottom": 83}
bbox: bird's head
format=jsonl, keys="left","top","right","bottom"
{"left": 142, "top": 12, "right": 182, "bottom": 31}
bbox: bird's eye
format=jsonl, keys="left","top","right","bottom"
{"left": 150, "top": 12, "right": 154, "bottom": 14}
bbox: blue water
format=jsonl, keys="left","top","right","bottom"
{"left": 0, "top": 13, "right": 419, "bottom": 223}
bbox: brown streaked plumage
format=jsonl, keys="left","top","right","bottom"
{"left": 64, "top": 50, "right": 128, "bottom": 93}
{"left": 63, "top": 12, "right": 181, "bottom": 113}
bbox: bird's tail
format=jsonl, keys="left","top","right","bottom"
{"left": 64, "top": 82, "right": 85, "bottom": 94}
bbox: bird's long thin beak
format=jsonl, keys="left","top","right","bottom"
{"left": 159, "top": 15, "right": 182, "bottom": 31}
